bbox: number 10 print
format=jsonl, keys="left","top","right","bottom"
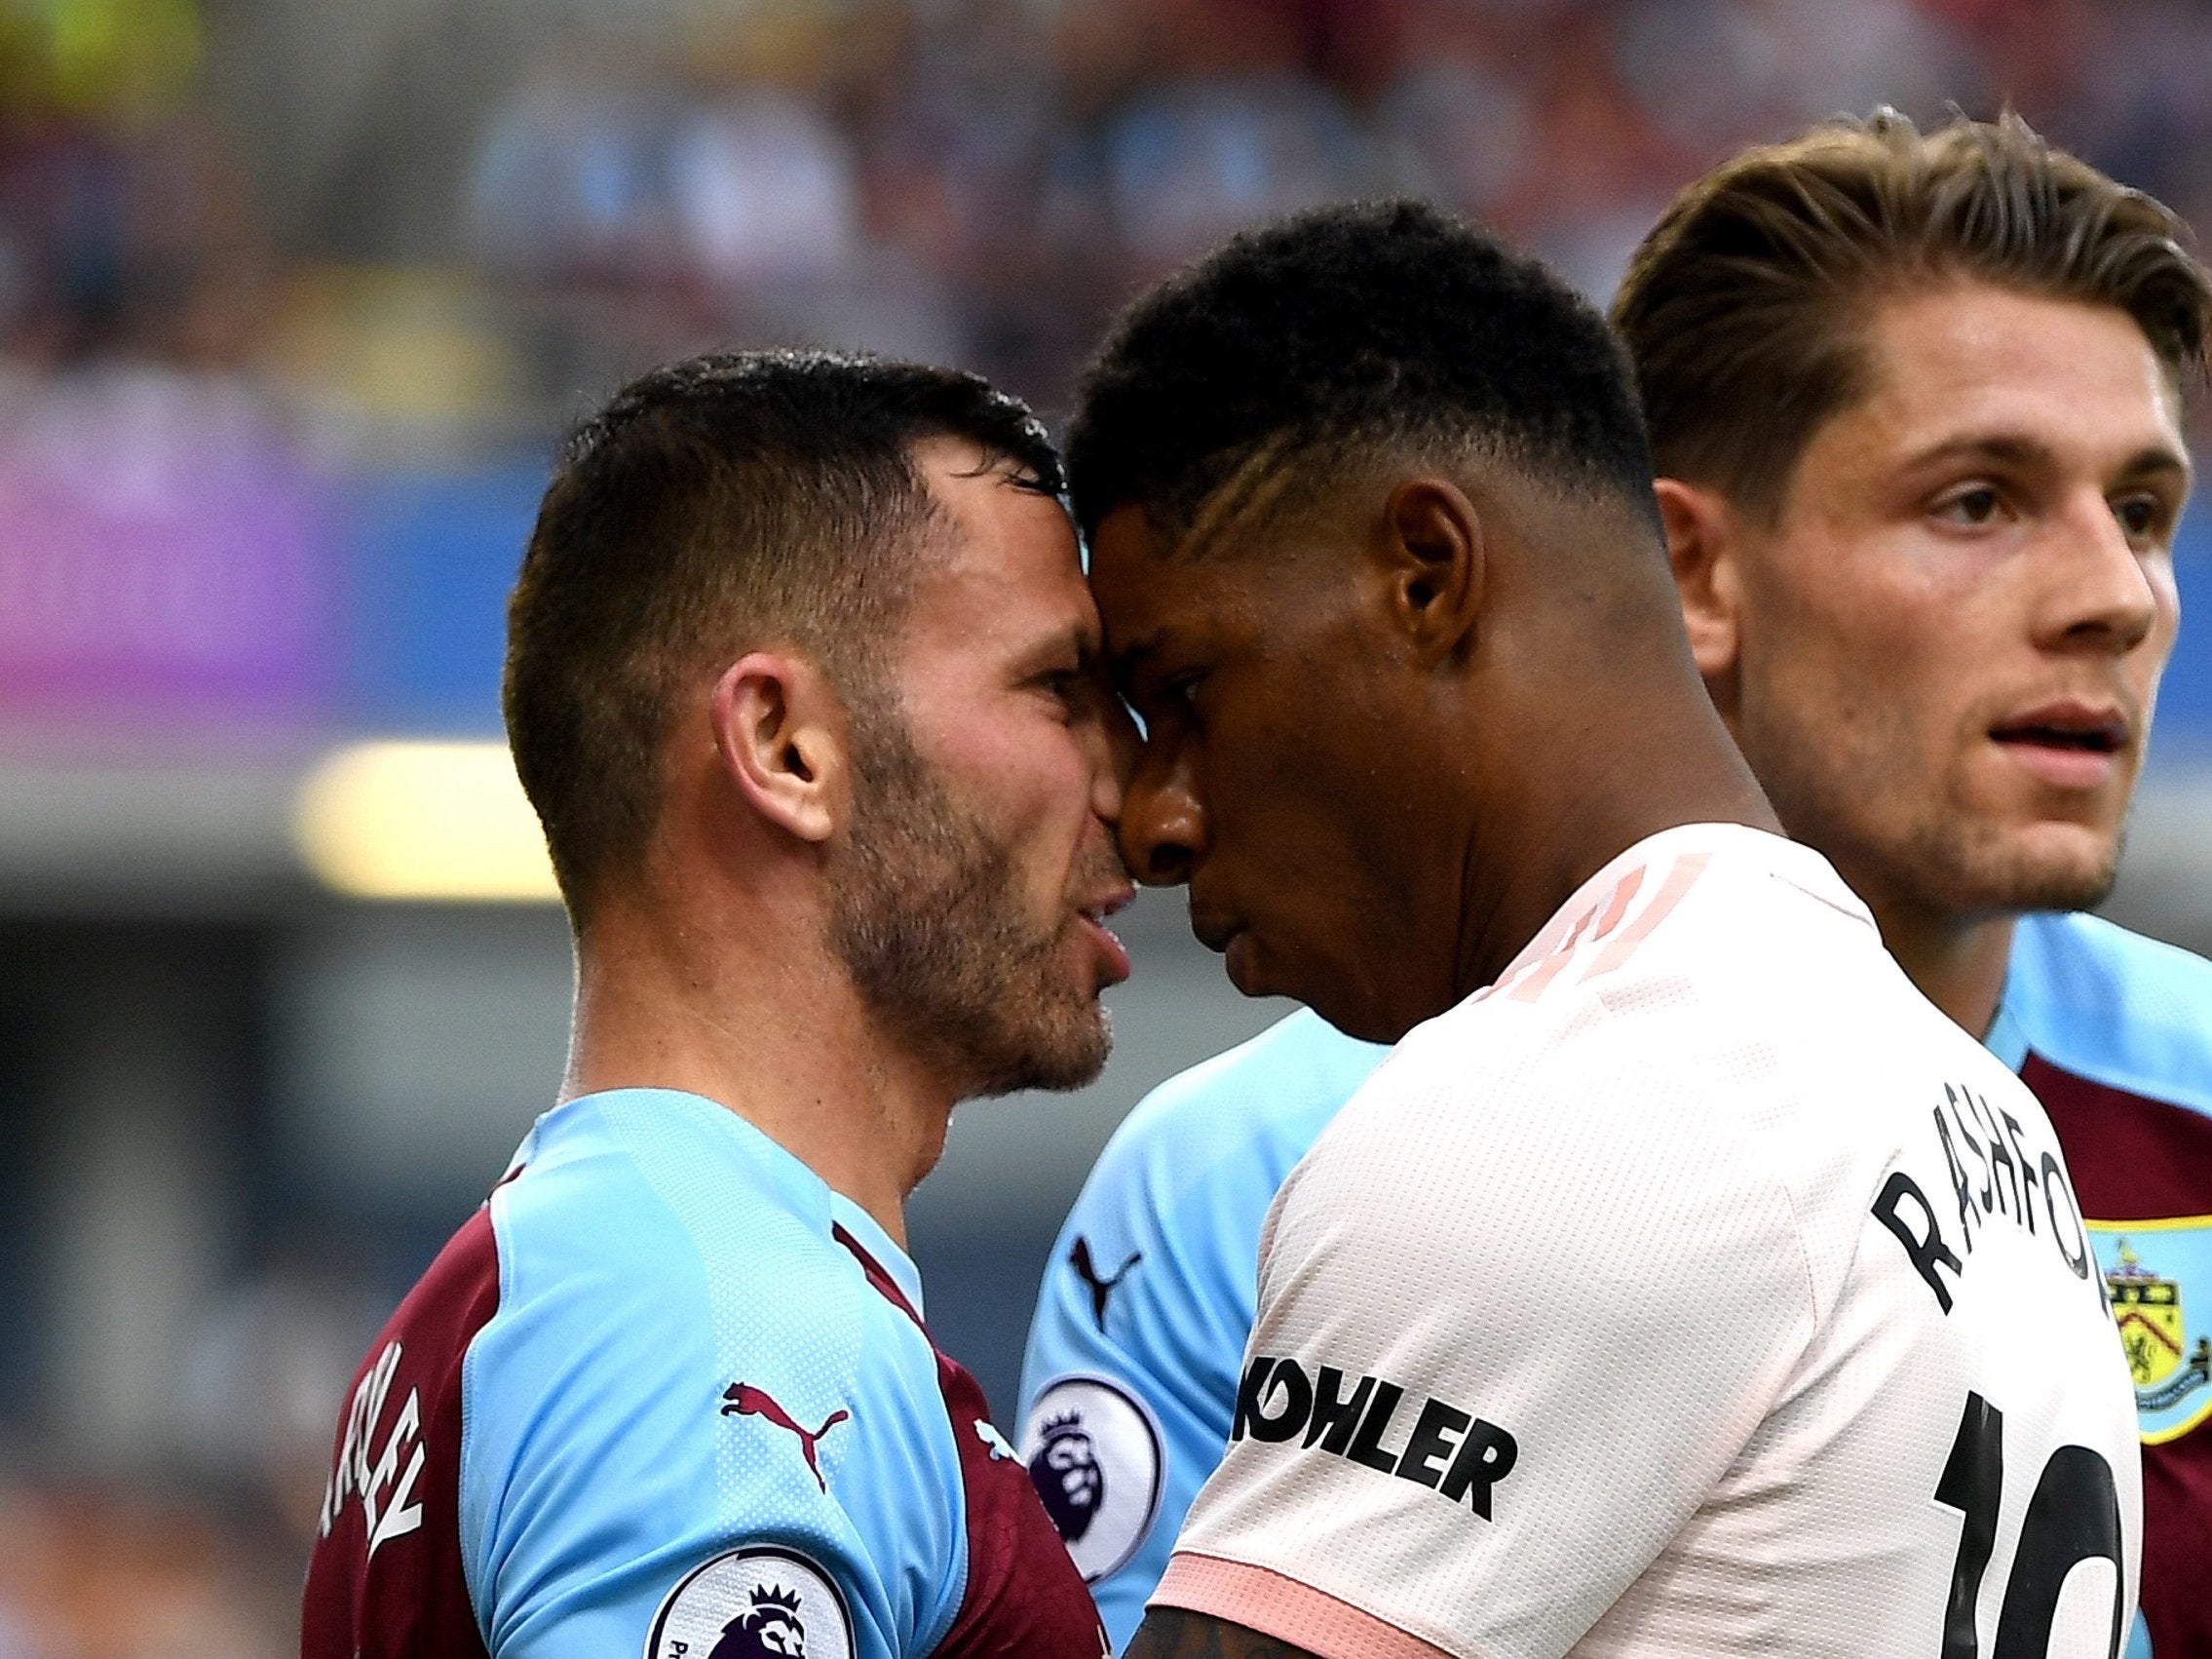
{"left": 1934, "top": 1392, "right": 2125, "bottom": 1657}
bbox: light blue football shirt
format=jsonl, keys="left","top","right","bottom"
{"left": 464, "top": 1089, "right": 975, "bottom": 1657}
{"left": 305, "top": 1086, "right": 1105, "bottom": 1659}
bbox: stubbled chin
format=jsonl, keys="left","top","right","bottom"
{"left": 1939, "top": 813, "right": 2122, "bottom": 913}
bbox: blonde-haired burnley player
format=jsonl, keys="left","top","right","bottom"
{"left": 1061, "top": 199, "right": 2140, "bottom": 1657}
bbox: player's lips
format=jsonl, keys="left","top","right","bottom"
{"left": 1988, "top": 700, "right": 2132, "bottom": 791}
{"left": 1187, "top": 904, "right": 1240, "bottom": 956}
{"left": 1189, "top": 903, "right": 1267, "bottom": 992}
{"left": 1220, "top": 928, "right": 1263, "bottom": 995}
{"left": 1076, "top": 885, "right": 1135, "bottom": 985}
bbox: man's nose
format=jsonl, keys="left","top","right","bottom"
{"left": 2040, "top": 490, "right": 2164, "bottom": 655}
{"left": 1119, "top": 748, "right": 1203, "bottom": 887}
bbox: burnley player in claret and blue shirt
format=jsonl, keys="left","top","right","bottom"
{"left": 304, "top": 353, "right": 1127, "bottom": 1659}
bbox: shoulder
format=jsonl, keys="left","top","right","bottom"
{"left": 479, "top": 1093, "right": 944, "bottom": 1452}
{"left": 1018, "top": 1014, "right": 1387, "bottom": 1485}
{"left": 1432, "top": 830, "right": 1897, "bottom": 1089}
{"left": 2005, "top": 911, "right": 2212, "bottom": 1115}
{"left": 1115, "top": 1010, "right": 1390, "bottom": 1185}
{"left": 1286, "top": 899, "right": 1963, "bottom": 1321}
{"left": 1272, "top": 991, "right": 1822, "bottom": 1325}
{"left": 488, "top": 1097, "right": 895, "bottom": 1368}
{"left": 1073, "top": 1010, "right": 1389, "bottom": 1243}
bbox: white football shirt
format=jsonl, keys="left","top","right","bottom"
{"left": 1153, "top": 824, "right": 2140, "bottom": 1658}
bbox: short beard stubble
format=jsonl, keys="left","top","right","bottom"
{"left": 1755, "top": 711, "right": 2126, "bottom": 925}
{"left": 827, "top": 690, "right": 1114, "bottom": 1100}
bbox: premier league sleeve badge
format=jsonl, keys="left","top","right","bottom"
{"left": 645, "top": 1545, "right": 856, "bottom": 1659}
{"left": 1018, "top": 1374, "right": 1165, "bottom": 1583}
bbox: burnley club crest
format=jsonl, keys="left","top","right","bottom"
{"left": 2096, "top": 1228, "right": 2212, "bottom": 1443}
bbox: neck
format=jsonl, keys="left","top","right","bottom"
{"left": 1452, "top": 680, "right": 1781, "bottom": 1003}
{"left": 1855, "top": 884, "right": 2016, "bottom": 1041}
{"left": 560, "top": 891, "right": 954, "bottom": 1249}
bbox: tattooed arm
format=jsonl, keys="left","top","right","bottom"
{"left": 1124, "top": 1608, "right": 1320, "bottom": 1658}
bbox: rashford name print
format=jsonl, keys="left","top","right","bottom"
{"left": 1873, "top": 1081, "right": 2097, "bottom": 1317}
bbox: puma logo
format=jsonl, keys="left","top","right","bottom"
{"left": 973, "top": 1417, "right": 1019, "bottom": 1462}
{"left": 721, "top": 1383, "right": 850, "bottom": 1492}
{"left": 1070, "top": 1237, "right": 1142, "bottom": 1331}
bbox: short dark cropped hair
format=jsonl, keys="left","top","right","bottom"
{"left": 1066, "top": 199, "right": 1659, "bottom": 548}
{"left": 504, "top": 349, "right": 1060, "bottom": 924}
{"left": 1615, "top": 109, "right": 2212, "bottom": 521}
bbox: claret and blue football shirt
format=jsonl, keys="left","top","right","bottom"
{"left": 1993, "top": 912, "right": 2212, "bottom": 1659}
{"left": 306, "top": 1087, "right": 1105, "bottom": 1659}
{"left": 1022, "top": 877, "right": 2193, "bottom": 1654}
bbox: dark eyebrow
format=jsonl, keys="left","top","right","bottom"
{"left": 1905, "top": 432, "right": 2193, "bottom": 488}
{"left": 1012, "top": 623, "right": 1096, "bottom": 690}
{"left": 2118, "top": 444, "right": 2195, "bottom": 491}
{"left": 1903, "top": 434, "right": 2056, "bottom": 474}
{"left": 1023, "top": 623, "right": 1102, "bottom": 677}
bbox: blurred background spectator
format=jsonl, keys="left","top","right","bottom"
{"left": 2, "top": 0, "right": 2210, "bottom": 1647}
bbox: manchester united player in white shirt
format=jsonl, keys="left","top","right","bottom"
{"left": 1071, "top": 201, "right": 2141, "bottom": 1657}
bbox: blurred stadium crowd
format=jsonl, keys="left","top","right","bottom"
{"left": 6, "top": 0, "right": 2212, "bottom": 736}
{"left": 2, "top": 0, "right": 2210, "bottom": 1652}
{"left": 9, "top": 0, "right": 2212, "bottom": 437}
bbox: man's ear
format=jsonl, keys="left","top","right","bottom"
{"left": 1377, "top": 476, "right": 1484, "bottom": 664}
{"left": 707, "top": 652, "right": 846, "bottom": 844}
{"left": 1655, "top": 477, "right": 1745, "bottom": 718}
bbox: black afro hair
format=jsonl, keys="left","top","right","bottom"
{"left": 1066, "top": 199, "right": 1657, "bottom": 543}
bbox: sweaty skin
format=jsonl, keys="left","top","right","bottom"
{"left": 1090, "top": 469, "right": 1776, "bottom": 1047}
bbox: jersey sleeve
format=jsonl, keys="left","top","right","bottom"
{"left": 1017, "top": 1013, "right": 1387, "bottom": 1651}
{"left": 1153, "top": 1014, "right": 1822, "bottom": 1659}
{"left": 462, "top": 1155, "right": 969, "bottom": 1659}
{"left": 1017, "top": 1145, "right": 1246, "bottom": 1650}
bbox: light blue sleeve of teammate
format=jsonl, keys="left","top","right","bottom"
{"left": 1016, "top": 1011, "right": 1388, "bottom": 1652}
{"left": 459, "top": 1093, "right": 971, "bottom": 1659}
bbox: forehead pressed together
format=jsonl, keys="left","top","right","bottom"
{"left": 1068, "top": 117, "right": 2209, "bottom": 776}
